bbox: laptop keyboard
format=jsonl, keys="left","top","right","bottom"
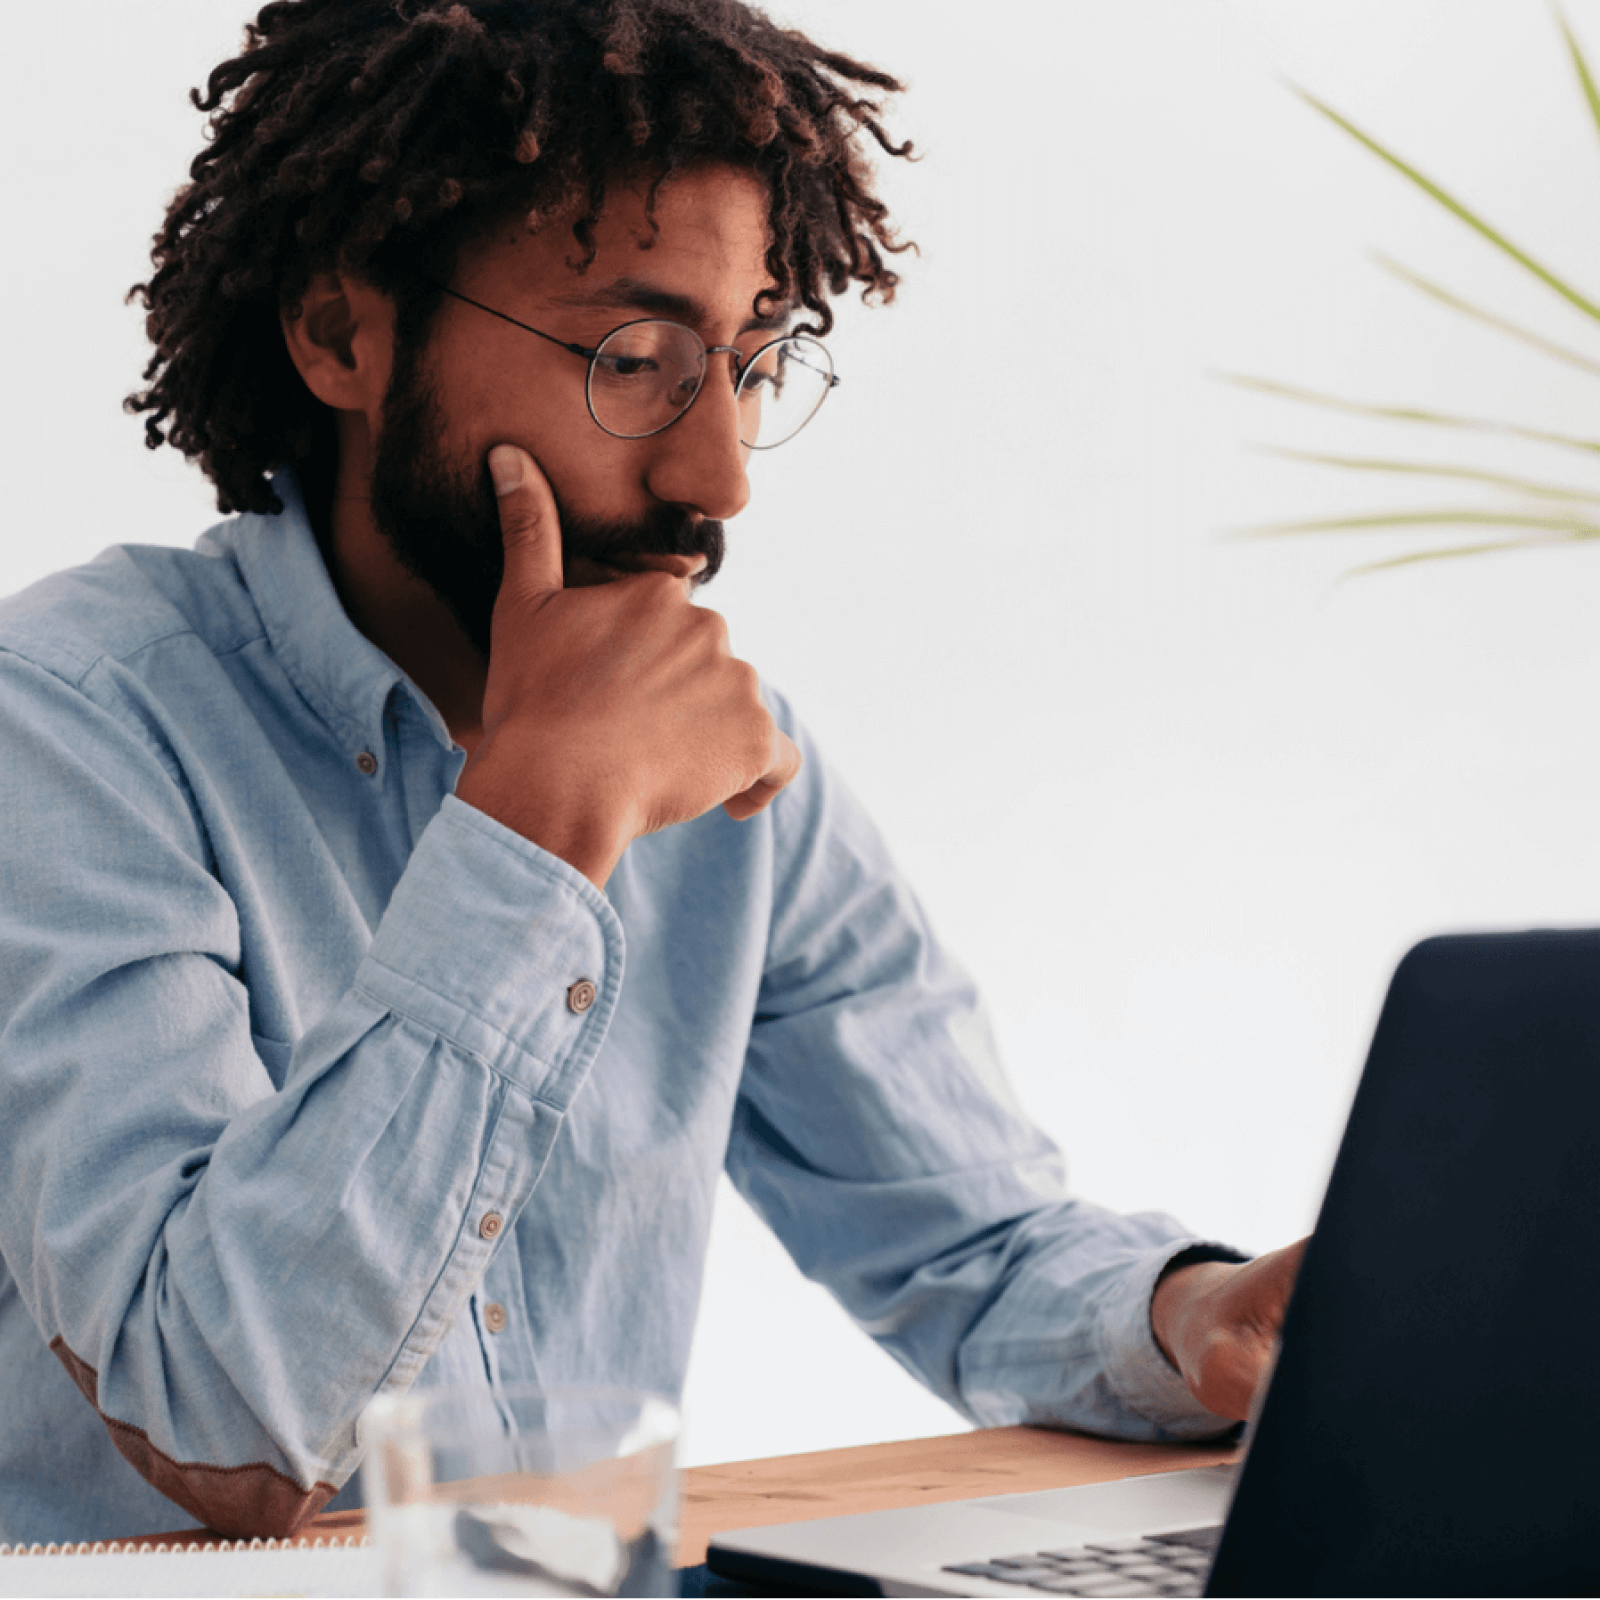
{"left": 941, "top": 1523, "right": 1220, "bottom": 1596}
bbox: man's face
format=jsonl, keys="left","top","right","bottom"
{"left": 369, "top": 165, "right": 782, "bottom": 655}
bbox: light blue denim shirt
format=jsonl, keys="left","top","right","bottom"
{"left": 0, "top": 474, "right": 1239, "bottom": 1544}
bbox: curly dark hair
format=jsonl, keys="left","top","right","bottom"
{"left": 126, "top": 0, "right": 914, "bottom": 515}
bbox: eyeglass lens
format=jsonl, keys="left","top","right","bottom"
{"left": 586, "top": 322, "right": 833, "bottom": 448}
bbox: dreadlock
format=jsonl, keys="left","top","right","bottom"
{"left": 127, "top": 0, "right": 914, "bottom": 515}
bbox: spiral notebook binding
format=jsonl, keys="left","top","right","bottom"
{"left": 0, "top": 1535, "right": 370, "bottom": 1554}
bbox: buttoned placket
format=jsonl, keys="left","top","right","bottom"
{"left": 473, "top": 1214, "right": 543, "bottom": 1395}
{"left": 385, "top": 685, "right": 466, "bottom": 850}
{"left": 472, "top": 1280, "right": 510, "bottom": 1389}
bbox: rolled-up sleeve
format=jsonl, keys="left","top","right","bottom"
{"left": 0, "top": 649, "right": 623, "bottom": 1537}
{"left": 728, "top": 693, "right": 1242, "bottom": 1443}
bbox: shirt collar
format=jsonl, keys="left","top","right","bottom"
{"left": 212, "top": 469, "right": 457, "bottom": 764}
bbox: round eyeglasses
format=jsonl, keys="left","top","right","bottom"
{"left": 439, "top": 286, "right": 838, "bottom": 450}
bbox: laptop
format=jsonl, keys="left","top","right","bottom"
{"left": 707, "top": 929, "right": 1600, "bottom": 1596}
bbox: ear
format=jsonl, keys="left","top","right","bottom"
{"left": 280, "top": 271, "right": 395, "bottom": 415}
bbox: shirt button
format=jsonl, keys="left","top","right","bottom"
{"left": 483, "top": 1302, "right": 508, "bottom": 1335}
{"left": 478, "top": 1211, "right": 503, "bottom": 1241}
{"left": 567, "top": 979, "right": 597, "bottom": 1014}
{"left": 355, "top": 750, "right": 379, "bottom": 776}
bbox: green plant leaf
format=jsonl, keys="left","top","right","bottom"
{"left": 1294, "top": 84, "right": 1600, "bottom": 324}
{"left": 1232, "top": 508, "right": 1600, "bottom": 540}
{"left": 1250, "top": 445, "right": 1600, "bottom": 503}
{"left": 1217, "top": 373, "right": 1600, "bottom": 455}
{"left": 1375, "top": 253, "right": 1600, "bottom": 375}
{"left": 1350, "top": 531, "right": 1600, "bottom": 574}
{"left": 1557, "top": 7, "right": 1600, "bottom": 151}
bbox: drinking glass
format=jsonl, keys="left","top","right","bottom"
{"left": 361, "top": 1385, "right": 680, "bottom": 1597}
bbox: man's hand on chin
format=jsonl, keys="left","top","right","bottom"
{"left": 455, "top": 443, "right": 802, "bottom": 889}
{"left": 1150, "top": 1238, "right": 1309, "bottom": 1421}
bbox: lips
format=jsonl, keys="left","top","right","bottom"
{"left": 564, "top": 552, "right": 711, "bottom": 588}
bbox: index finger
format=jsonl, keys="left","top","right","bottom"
{"left": 723, "top": 729, "right": 803, "bottom": 821}
{"left": 488, "top": 443, "right": 564, "bottom": 600}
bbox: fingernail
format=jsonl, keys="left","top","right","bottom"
{"left": 488, "top": 445, "right": 522, "bottom": 496}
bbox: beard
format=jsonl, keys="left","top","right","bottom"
{"left": 368, "top": 339, "right": 725, "bottom": 659}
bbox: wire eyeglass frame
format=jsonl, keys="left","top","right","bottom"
{"left": 437, "top": 285, "right": 838, "bottom": 449}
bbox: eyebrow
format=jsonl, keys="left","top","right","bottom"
{"left": 548, "top": 275, "right": 793, "bottom": 334}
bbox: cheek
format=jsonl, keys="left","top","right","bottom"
{"left": 433, "top": 339, "right": 648, "bottom": 513}
{"left": 538, "top": 432, "right": 660, "bottom": 524}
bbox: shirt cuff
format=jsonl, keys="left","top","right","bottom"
{"left": 1095, "top": 1238, "right": 1250, "bottom": 1441}
{"left": 354, "top": 794, "right": 626, "bottom": 1107}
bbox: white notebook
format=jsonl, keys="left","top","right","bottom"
{"left": 0, "top": 1535, "right": 379, "bottom": 1598}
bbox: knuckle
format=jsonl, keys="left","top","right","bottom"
{"left": 742, "top": 702, "right": 776, "bottom": 766}
{"left": 692, "top": 605, "right": 729, "bottom": 646}
{"left": 634, "top": 570, "right": 691, "bottom": 616}
{"left": 730, "top": 657, "right": 761, "bottom": 697}
{"left": 499, "top": 503, "right": 547, "bottom": 545}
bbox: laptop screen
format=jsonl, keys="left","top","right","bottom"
{"left": 1208, "top": 929, "right": 1600, "bottom": 1596}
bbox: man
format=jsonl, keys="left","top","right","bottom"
{"left": 0, "top": 0, "right": 1300, "bottom": 1544}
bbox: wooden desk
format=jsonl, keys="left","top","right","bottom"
{"left": 127, "top": 1426, "right": 1238, "bottom": 1568}
{"left": 676, "top": 1427, "right": 1238, "bottom": 1567}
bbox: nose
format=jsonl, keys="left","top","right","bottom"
{"left": 642, "top": 352, "right": 752, "bottom": 522}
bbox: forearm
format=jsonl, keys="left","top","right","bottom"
{"left": 4, "top": 798, "right": 623, "bottom": 1537}
{"left": 950, "top": 1225, "right": 1251, "bottom": 1443}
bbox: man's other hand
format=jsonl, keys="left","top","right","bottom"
{"left": 455, "top": 444, "right": 802, "bottom": 887}
{"left": 1149, "top": 1238, "right": 1309, "bottom": 1421}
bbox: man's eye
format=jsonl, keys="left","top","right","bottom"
{"left": 741, "top": 360, "right": 786, "bottom": 397}
{"left": 595, "top": 353, "right": 659, "bottom": 379}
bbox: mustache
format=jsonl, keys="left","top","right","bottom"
{"left": 464, "top": 461, "right": 726, "bottom": 586}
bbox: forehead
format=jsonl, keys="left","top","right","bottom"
{"left": 465, "top": 164, "right": 781, "bottom": 329}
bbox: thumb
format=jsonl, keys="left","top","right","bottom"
{"left": 488, "top": 443, "right": 564, "bottom": 600}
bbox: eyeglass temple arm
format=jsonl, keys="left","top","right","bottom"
{"left": 436, "top": 285, "right": 599, "bottom": 361}
{"left": 438, "top": 283, "right": 839, "bottom": 389}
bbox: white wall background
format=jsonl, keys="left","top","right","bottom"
{"left": 7, "top": 3, "right": 1600, "bottom": 1468}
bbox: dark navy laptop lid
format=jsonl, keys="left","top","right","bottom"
{"left": 1209, "top": 930, "right": 1600, "bottom": 1597}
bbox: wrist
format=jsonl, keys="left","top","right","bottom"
{"left": 456, "top": 750, "right": 632, "bottom": 888}
{"left": 1150, "top": 1252, "right": 1244, "bottom": 1373}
